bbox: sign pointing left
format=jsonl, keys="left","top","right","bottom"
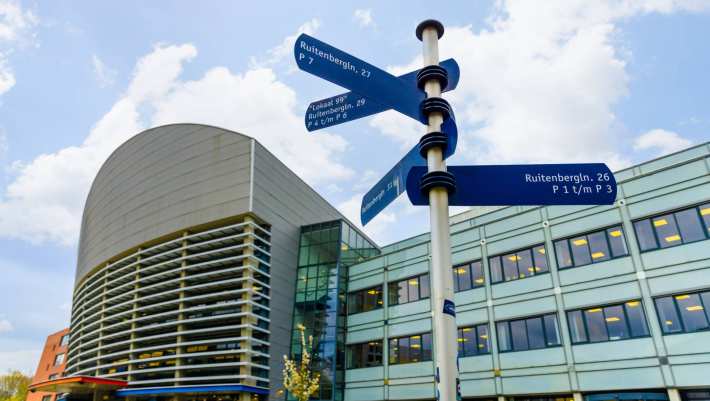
{"left": 305, "top": 58, "right": 461, "bottom": 131}
{"left": 294, "top": 33, "right": 425, "bottom": 123}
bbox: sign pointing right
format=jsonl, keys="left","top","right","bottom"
{"left": 406, "top": 164, "right": 617, "bottom": 206}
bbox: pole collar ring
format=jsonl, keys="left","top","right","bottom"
{"left": 418, "top": 131, "right": 448, "bottom": 159}
{"left": 420, "top": 97, "right": 451, "bottom": 120}
{"left": 417, "top": 65, "right": 449, "bottom": 90}
{"left": 419, "top": 170, "right": 456, "bottom": 195}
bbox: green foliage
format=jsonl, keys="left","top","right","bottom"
{"left": 0, "top": 371, "right": 32, "bottom": 401}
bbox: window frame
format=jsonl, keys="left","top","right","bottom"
{"left": 653, "top": 289, "right": 710, "bottom": 335}
{"left": 553, "top": 225, "right": 629, "bottom": 270}
{"left": 566, "top": 300, "right": 651, "bottom": 345}
{"left": 388, "top": 332, "right": 433, "bottom": 365}
{"left": 452, "top": 260, "right": 485, "bottom": 292}
{"left": 633, "top": 204, "right": 710, "bottom": 253}
{"left": 457, "top": 323, "right": 491, "bottom": 357}
{"left": 347, "top": 285, "right": 383, "bottom": 315}
{"left": 387, "top": 274, "right": 430, "bottom": 306}
{"left": 346, "top": 340, "right": 383, "bottom": 369}
{"left": 489, "top": 243, "right": 550, "bottom": 284}
{"left": 496, "top": 313, "right": 561, "bottom": 353}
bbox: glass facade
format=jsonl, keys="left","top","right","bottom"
{"left": 633, "top": 204, "right": 710, "bottom": 251}
{"left": 289, "top": 220, "right": 378, "bottom": 401}
{"left": 655, "top": 290, "right": 710, "bottom": 334}
{"left": 490, "top": 244, "right": 548, "bottom": 283}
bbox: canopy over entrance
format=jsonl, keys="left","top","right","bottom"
{"left": 29, "top": 376, "right": 128, "bottom": 396}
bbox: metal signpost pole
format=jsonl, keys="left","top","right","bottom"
{"left": 417, "top": 20, "right": 460, "bottom": 401}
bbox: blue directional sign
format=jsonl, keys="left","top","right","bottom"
{"left": 295, "top": 33, "right": 425, "bottom": 124}
{"left": 361, "top": 146, "right": 421, "bottom": 226}
{"left": 405, "top": 164, "right": 617, "bottom": 206}
{"left": 305, "top": 58, "right": 460, "bottom": 132}
{"left": 360, "top": 113, "right": 459, "bottom": 225}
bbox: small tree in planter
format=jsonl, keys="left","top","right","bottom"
{"left": 282, "top": 326, "right": 320, "bottom": 401}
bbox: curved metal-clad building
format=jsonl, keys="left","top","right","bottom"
{"left": 66, "top": 123, "right": 349, "bottom": 401}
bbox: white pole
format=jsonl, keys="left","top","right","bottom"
{"left": 420, "top": 22, "right": 460, "bottom": 401}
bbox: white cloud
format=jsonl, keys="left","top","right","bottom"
{"left": 633, "top": 128, "right": 692, "bottom": 156}
{"left": 91, "top": 54, "right": 117, "bottom": 88}
{"left": 353, "top": 9, "right": 374, "bottom": 28}
{"left": 0, "top": 0, "right": 37, "bottom": 96}
{"left": 0, "top": 34, "right": 352, "bottom": 246}
{"left": 0, "top": 319, "right": 12, "bottom": 332}
{"left": 0, "top": 0, "right": 37, "bottom": 42}
{"left": 254, "top": 18, "right": 321, "bottom": 67}
{"left": 370, "top": 1, "right": 710, "bottom": 172}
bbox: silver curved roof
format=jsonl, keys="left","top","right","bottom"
{"left": 76, "top": 123, "right": 350, "bottom": 285}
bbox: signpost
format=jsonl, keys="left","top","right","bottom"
{"left": 406, "top": 163, "right": 617, "bottom": 206}
{"left": 294, "top": 20, "right": 618, "bottom": 401}
{"left": 305, "top": 58, "right": 460, "bottom": 131}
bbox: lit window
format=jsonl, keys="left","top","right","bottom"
{"left": 452, "top": 261, "right": 484, "bottom": 292}
{"left": 388, "top": 333, "right": 432, "bottom": 365}
{"left": 655, "top": 290, "right": 710, "bottom": 334}
{"left": 496, "top": 313, "right": 560, "bottom": 352}
{"left": 633, "top": 205, "right": 710, "bottom": 252}
{"left": 347, "top": 286, "right": 383, "bottom": 315}
{"left": 490, "top": 244, "right": 549, "bottom": 284}
{"left": 347, "top": 341, "right": 383, "bottom": 369}
{"left": 388, "top": 274, "right": 430, "bottom": 306}
{"left": 554, "top": 226, "right": 628, "bottom": 269}
{"left": 567, "top": 300, "right": 649, "bottom": 344}
{"left": 457, "top": 323, "right": 490, "bottom": 357}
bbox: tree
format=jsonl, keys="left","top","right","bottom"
{"left": 0, "top": 371, "right": 32, "bottom": 401}
{"left": 282, "top": 326, "right": 320, "bottom": 401}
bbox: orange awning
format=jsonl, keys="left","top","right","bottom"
{"left": 29, "top": 376, "right": 128, "bottom": 395}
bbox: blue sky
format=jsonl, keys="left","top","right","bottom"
{"left": 0, "top": 0, "right": 708, "bottom": 373}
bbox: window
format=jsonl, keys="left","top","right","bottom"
{"left": 346, "top": 341, "right": 383, "bottom": 369}
{"left": 567, "top": 300, "right": 649, "bottom": 344}
{"left": 554, "top": 226, "right": 628, "bottom": 269}
{"left": 48, "top": 374, "right": 58, "bottom": 380}
{"left": 348, "top": 286, "right": 383, "bottom": 315}
{"left": 41, "top": 396, "right": 52, "bottom": 401}
{"left": 453, "top": 261, "right": 485, "bottom": 292}
{"left": 457, "top": 324, "right": 490, "bottom": 357}
{"left": 53, "top": 353, "right": 65, "bottom": 366}
{"left": 654, "top": 290, "right": 710, "bottom": 334}
{"left": 489, "top": 245, "right": 549, "bottom": 284}
{"left": 496, "top": 313, "right": 560, "bottom": 352}
{"left": 634, "top": 204, "right": 710, "bottom": 251}
{"left": 388, "top": 274, "right": 430, "bottom": 305}
{"left": 389, "top": 333, "right": 432, "bottom": 365}
{"left": 59, "top": 334, "right": 69, "bottom": 347}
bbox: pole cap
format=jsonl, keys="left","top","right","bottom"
{"left": 416, "top": 19, "right": 444, "bottom": 41}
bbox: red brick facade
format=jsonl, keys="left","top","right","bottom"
{"left": 26, "top": 328, "right": 70, "bottom": 401}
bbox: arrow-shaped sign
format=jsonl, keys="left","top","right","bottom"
{"left": 405, "top": 164, "right": 617, "bottom": 207}
{"left": 305, "top": 58, "right": 460, "bottom": 132}
{"left": 295, "top": 33, "right": 425, "bottom": 123}
{"left": 361, "top": 114, "right": 458, "bottom": 225}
